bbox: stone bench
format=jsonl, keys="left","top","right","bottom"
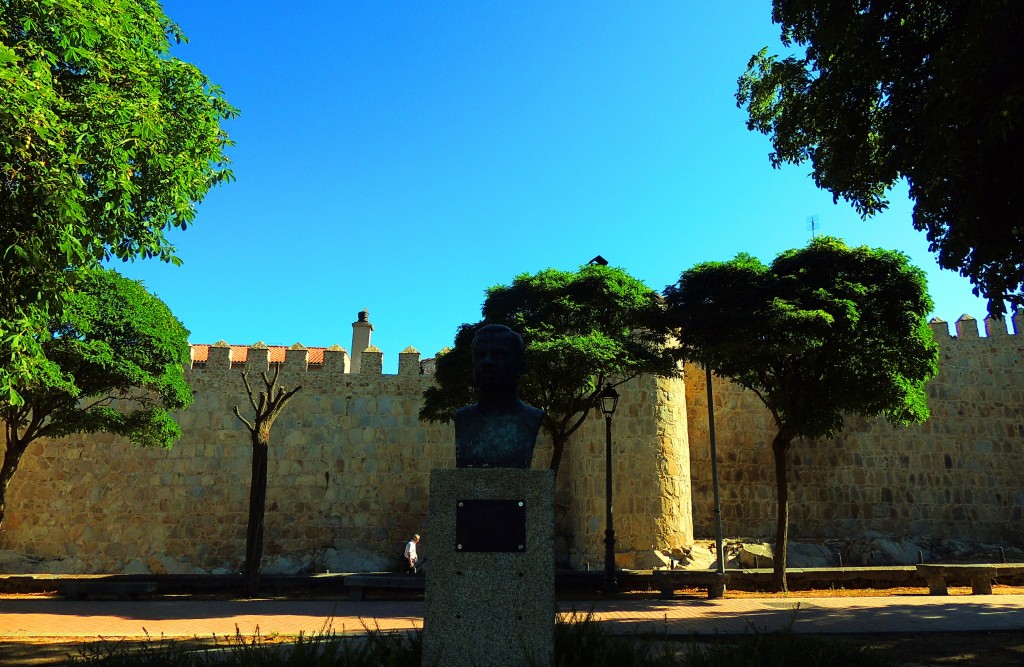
{"left": 60, "top": 580, "right": 158, "bottom": 600}
{"left": 916, "top": 563, "right": 1024, "bottom": 595}
{"left": 346, "top": 573, "right": 425, "bottom": 601}
{"left": 651, "top": 570, "right": 728, "bottom": 599}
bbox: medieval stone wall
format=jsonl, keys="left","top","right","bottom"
{"left": 0, "top": 343, "right": 691, "bottom": 573}
{"left": 686, "top": 314, "right": 1024, "bottom": 546}
{"left": 1, "top": 310, "right": 1020, "bottom": 574}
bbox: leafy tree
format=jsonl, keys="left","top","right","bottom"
{"left": 233, "top": 365, "right": 302, "bottom": 598}
{"left": 736, "top": 0, "right": 1024, "bottom": 316}
{"left": 0, "top": 268, "right": 193, "bottom": 529}
{"left": 420, "top": 264, "right": 677, "bottom": 475}
{"left": 663, "top": 237, "right": 939, "bottom": 592}
{"left": 0, "top": 0, "right": 237, "bottom": 404}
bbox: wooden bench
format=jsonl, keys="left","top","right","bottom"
{"left": 60, "top": 580, "right": 158, "bottom": 600}
{"left": 916, "top": 563, "right": 1024, "bottom": 595}
{"left": 650, "top": 570, "right": 728, "bottom": 599}
{"left": 346, "top": 573, "right": 425, "bottom": 601}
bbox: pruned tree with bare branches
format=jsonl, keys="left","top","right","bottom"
{"left": 233, "top": 365, "right": 301, "bottom": 597}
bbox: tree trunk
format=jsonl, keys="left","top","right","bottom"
{"left": 244, "top": 434, "right": 269, "bottom": 597}
{"left": 771, "top": 431, "right": 793, "bottom": 593}
{"left": 233, "top": 369, "right": 301, "bottom": 599}
{"left": 548, "top": 434, "right": 568, "bottom": 477}
{"left": 0, "top": 431, "right": 27, "bottom": 531}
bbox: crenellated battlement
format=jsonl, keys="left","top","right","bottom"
{"left": 928, "top": 310, "right": 1024, "bottom": 339}
{"left": 189, "top": 342, "right": 427, "bottom": 377}
{"left": 189, "top": 310, "right": 430, "bottom": 377}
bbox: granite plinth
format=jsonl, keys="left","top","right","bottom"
{"left": 422, "top": 468, "right": 555, "bottom": 667}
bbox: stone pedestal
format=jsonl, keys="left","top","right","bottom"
{"left": 422, "top": 468, "right": 555, "bottom": 667}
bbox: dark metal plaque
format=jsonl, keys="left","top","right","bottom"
{"left": 455, "top": 499, "right": 526, "bottom": 552}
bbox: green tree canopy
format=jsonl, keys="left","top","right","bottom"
{"left": 737, "top": 0, "right": 1024, "bottom": 316}
{"left": 420, "top": 264, "right": 678, "bottom": 475}
{"left": 664, "top": 236, "right": 939, "bottom": 591}
{"left": 1, "top": 0, "right": 236, "bottom": 403}
{"left": 0, "top": 268, "right": 193, "bottom": 528}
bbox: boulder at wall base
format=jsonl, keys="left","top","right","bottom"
{"left": 680, "top": 544, "right": 717, "bottom": 570}
{"left": 875, "top": 538, "right": 925, "bottom": 565}
{"left": 624, "top": 549, "right": 673, "bottom": 570}
{"left": 318, "top": 547, "right": 393, "bottom": 573}
{"left": 263, "top": 554, "right": 321, "bottom": 575}
{"left": 842, "top": 537, "right": 923, "bottom": 566}
{"left": 737, "top": 543, "right": 774, "bottom": 568}
{"left": 0, "top": 550, "right": 42, "bottom": 574}
{"left": 38, "top": 557, "right": 88, "bottom": 574}
{"left": 787, "top": 542, "right": 836, "bottom": 568}
{"left": 154, "top": 555, "right": 206, "bottom": 575}
{"left": 122, "top": 559, "right": 153, "bottom": 575}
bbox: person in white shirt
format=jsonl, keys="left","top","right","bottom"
{"left": 403, "top": 534, "right": 420, "bottom": 573}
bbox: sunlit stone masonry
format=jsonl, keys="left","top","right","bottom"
{"left": 0, "top": 310, "right": 1020, "bottom": 573}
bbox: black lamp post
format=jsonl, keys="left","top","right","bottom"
{"left": 600, "top": 383, "right": 619, "bottom": 594}
{"left": 706, "top": 365, "right": 727, "bottom": 598}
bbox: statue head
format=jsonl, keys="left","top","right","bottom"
{"left": 471, "top": 324, "right": 526, "bottom": 393}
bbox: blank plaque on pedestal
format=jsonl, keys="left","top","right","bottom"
{"left": 455, "top": 499, "right": 526, "bottom": 552}
{"left": 423, "top": 468, "right": 555, "bottom": 667}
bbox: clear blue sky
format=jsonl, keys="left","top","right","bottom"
{"left": 120, "top": 1, "right": 991, "bottom": 372}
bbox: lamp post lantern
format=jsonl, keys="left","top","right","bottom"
{"left": 599, "top": 383, "right": 619, "bottom": 594}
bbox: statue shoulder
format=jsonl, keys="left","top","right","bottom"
{"left": 454, "top": 404, "right": 480, "bottom": 423}
{"left": 454, "top": 404, "right": 476, "bottom": 418}
{"left": 518, "top": 401, "right": 544, "bottom": 424}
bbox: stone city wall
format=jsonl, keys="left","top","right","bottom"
{"left": 2, "top": 310, "right": 1020, "bottom": 574}
{"left": 687, "top": 313, "right": 1024, "bottom": 547}
{"left": 0, "top": 343, "right": 691, "bottom": 573}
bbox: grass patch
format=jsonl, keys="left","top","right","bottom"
{"left": 69, "top": 615, "right": 903, "bottom": 666}
{"left": 555, "top": 610, "right": 903, "bottom": 667}
{"left": 68, "top": 621, "right": 421, "bottom": 666}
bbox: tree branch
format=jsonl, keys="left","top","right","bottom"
{"left": 232, "top": 404, "right": 255, "bottom": 433}
{"left": 241, "top": 372, "right": 259, "bottom": 412}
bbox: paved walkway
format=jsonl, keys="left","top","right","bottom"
{"left": 0, "top": 595, "right": 1022, "bottom": 641}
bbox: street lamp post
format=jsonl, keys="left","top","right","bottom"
{"left": 600, "top": 383, "right": 619, "bottom": 594}
{"left": 706, "top": 365, "right": 727, "bottom": 598}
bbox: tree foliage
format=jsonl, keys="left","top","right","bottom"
{"left": 737, "top": 0, "right": 1024, "bottom": 315}
{"left": 420, "top": 264, "right": 678, "bottom": 475}
{"left": 0, "top": 0, "right": 237, "bottom": 403}
{"left": 664, "top": 236, "right": 939, "bottom": 591}
{"left": 0, "top": 268, "right": 193, "bottom": 528}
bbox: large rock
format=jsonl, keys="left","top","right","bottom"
{"left": 737, "top": 543, "right": 774, "bottom": 568}
{"left": 318, "top": 547, "right": 393, "bottom": 573}
{"left": 627, "top": 549, "right": 673, "bottom": 570}
{"left": 787, "top": 542, "right": 836, "bottom": 568}
{"left": 153, "top": 555, "right": 206, "bottom": 575}
{"left": 842, "top": 535, "right": 924, "bottom": 566}
{"left": 122, "top": 559, "right": 153, "bottom": 575}
{"left": 875, "top": 538, "right": 923, "bottom": 565}
{"left": 0, "top": 550, "right": 41, "bottom": 573}
{"left": 36, "top": 557, "right": 87, "bottom": 574}
{"left": 679, "top": 544, "right": 717, "bottom": 570}
{"left": 264, "top": 555, "right": 317, "bottom": 575}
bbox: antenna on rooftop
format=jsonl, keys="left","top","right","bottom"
{"left": 807, "top": 215, "right": 820, "bottom": 239}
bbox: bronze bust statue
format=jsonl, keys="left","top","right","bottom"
{"left": 454, "top": 324, "right": 544, "bottom": 468}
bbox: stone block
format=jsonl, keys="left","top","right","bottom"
{"left": 423, "top": 468, "right": 555, "bottom": 667}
